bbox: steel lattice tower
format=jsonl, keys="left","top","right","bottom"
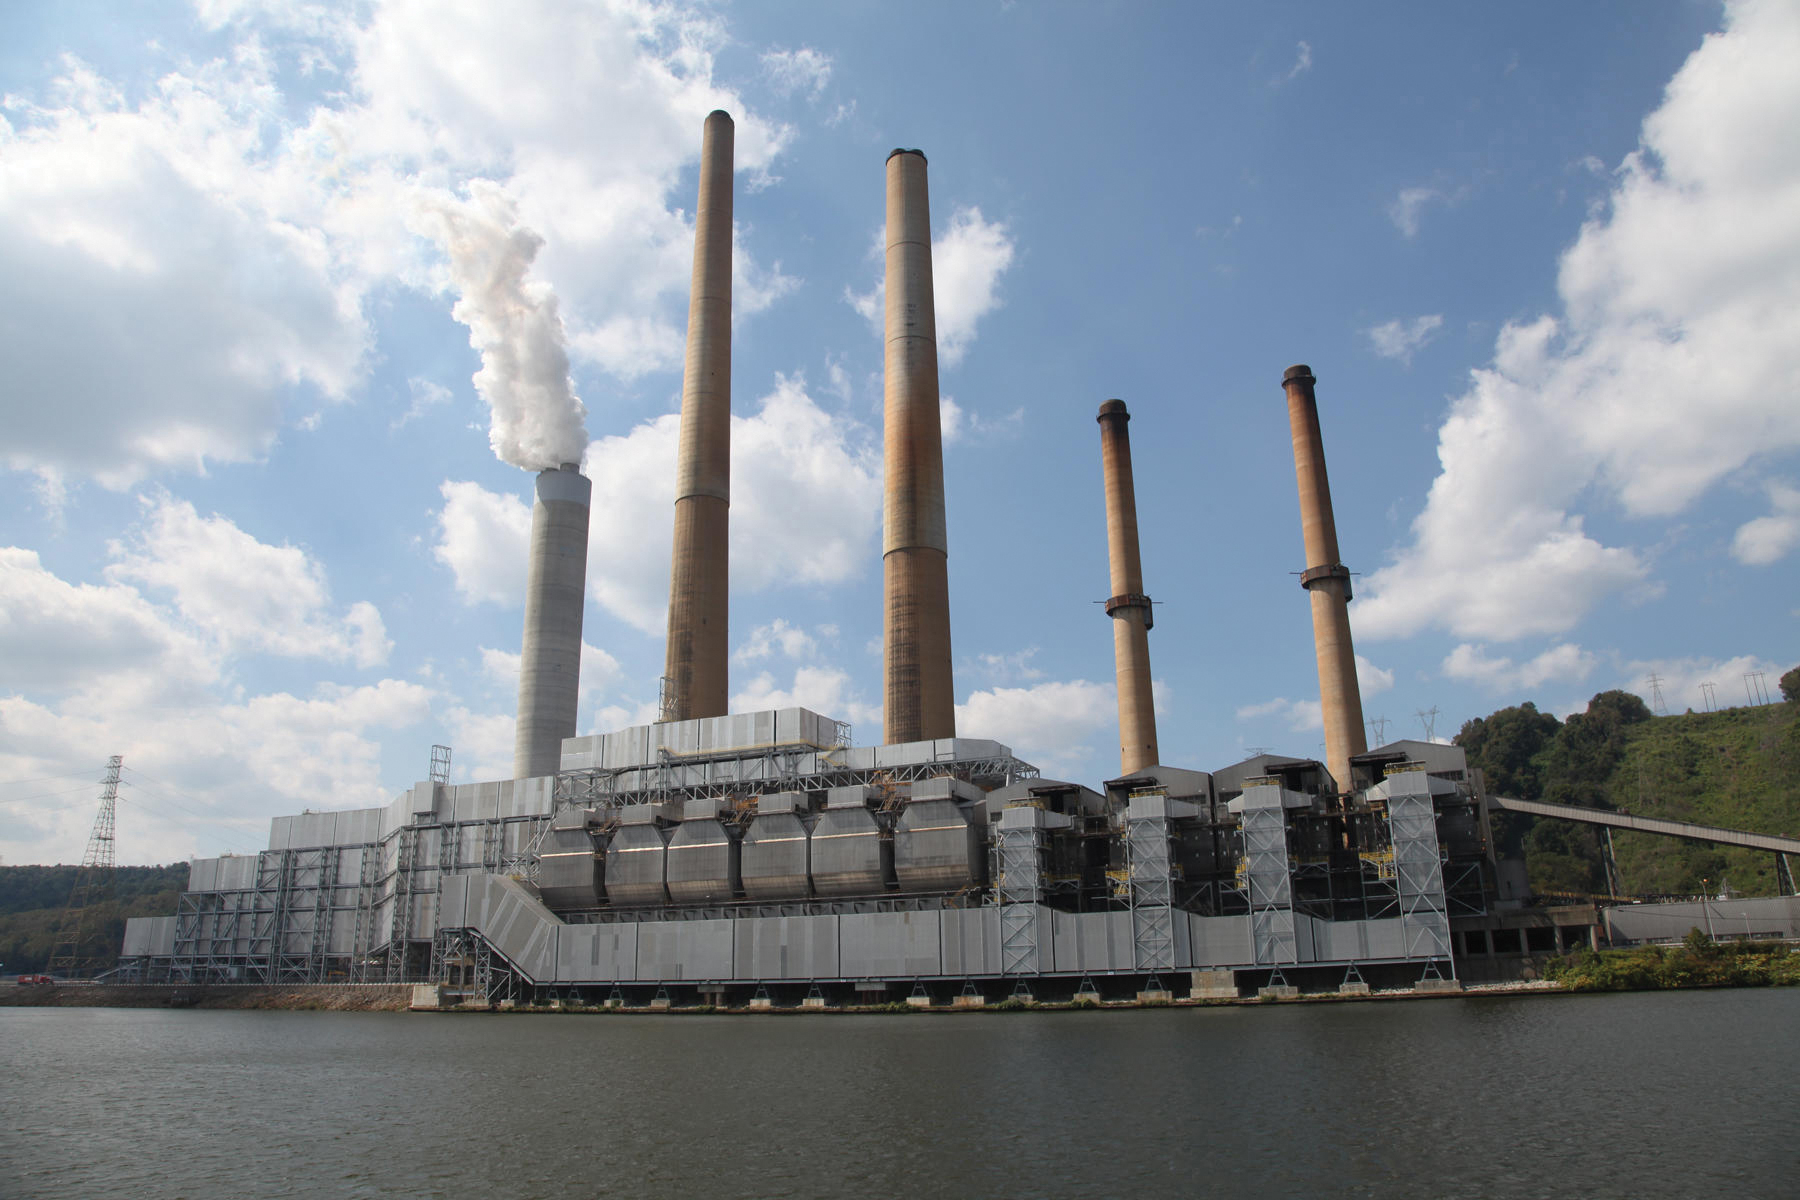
{"left": 48, "top": 756, "right": 123, "bottom": 977}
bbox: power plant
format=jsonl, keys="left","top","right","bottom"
{"left": 117, "top": 117, "right": 1636, "bottom": 1006}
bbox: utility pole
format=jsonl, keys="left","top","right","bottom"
{"left": 1699, "top": 681, "right": 1717, "bottom": 713}
{"left": 48, "top": 756, "right": 122, "bottom": 977}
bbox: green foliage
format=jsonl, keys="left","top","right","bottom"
{"left": 1781, "top": 666, "right": 1800, "bottom": 704}
{"left": 1458, "top": 691, "right": 1799, "bottom": 897}
{"left": 1546, "top": 940, "right": 1800, "bottom": 992}
{"left": 0, "top": 864, "right": 188, "bottom": 973}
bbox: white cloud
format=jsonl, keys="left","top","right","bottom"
{"left": 1388, "top": 187, "right": 1442, "bottom": 237}
{"left": 107, "top": 493, "right": 391, "bottom": 667}
{"left": 731, "top": 665, "right": 879, "bottom": 732}
{"left": 848, "top": 206, "right": 1016, "bottom": 367}
{"left": 733, "top": 618, "right": 818, "bottom": 664}
{"left": 0, "top": 2, "right": 800, "bottom": 492}
{"left": 433, "top": 480, "right": 530, "bottom": 607}
{"left": 1234, "top": 696, "right": 1323, "bottom": 733}
{"left": 1367, "top": 314, "right": 1443, "bottom": 363}
{"left": 1617, "top": 653, "right": 1787, "bottom": 714}
{"left": 1442, "top": 642, "right": 1597, "bottom": 693}
{"left": 957, "top": 679, "right": 1115, "bottom": 775}
{"left": 1355, "top": 655, "right": 1395, "bottom": 696}
{"left": 1732, "top": 480, "right": 1800, "bottom": 565}
{"left": 393, "top": 376, "right": 453, "bottom": 430}
{"left": 762, "top": 47, "right": 832, "bottom": 99}
{"left": 1280, "top": 41, "right": 1313, "bottom": 84}
{"left": 1361, "top": 3, "right": 1800, "bottom": 642}
{"left": 940, "top": 394, "right": 1024, "bottom": 446}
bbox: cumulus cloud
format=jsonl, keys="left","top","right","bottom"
{"left": 733, "top": 618, "right": 818, "bottom": 663}
{"left": 1361, "top": 1, "right": 1800, "bottom": 642}
{"left": 0, "top": 544, "right": 431, "bottom": 863}
{"left": 848, "top": 206, "right": 1016, "bottom": 367}
{"left": 731, "top": 665, "right": 880, "bottom": 731}
{"left": 1617, "top": 653, "right": 1787, "bottom": 714}
{"left": 940, "top": 395, "right": 1025, "bottom": 446}
{"left": 957, "top": 679, "right": 1115, "bottom": 774}
{"left": 1442, "top": 642, "right": 1597, "bottom": 694}
{"left": 0, "top": 1, "right": 798, "bottom": 493}
{"left": 1367, "top": 314, "right": 1443, "bottom": 364}
{"left": 1732, "top": 480, "right": 1800, "bottom": 565}
{"left": 1235, "top": 696, "right": 1323, "bottom": 733}
{"left": 107, "top": 494, "right": 391, "bottom": 667}
{"left": 433, "top": 480, "right": 531, "bottom": 607}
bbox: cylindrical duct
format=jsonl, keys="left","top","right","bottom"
{"left": 663, "top": 109, "right": 734, "bottom": 722}
{"left": 515, "top": 464, "right": 592, "bottom": 780}
{"left": 1281, "top": 365, "right": 1366, "bottom": 792}
{"left": 882, "top": 148, "right": 956, "bottom": 745}
{"left": 1097, "top": 399, "right": 1159, "bottom": 775}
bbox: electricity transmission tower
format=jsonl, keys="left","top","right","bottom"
{"left": 1416, "top": 707, "right": 1440, "bottom": 743}
{"left": 1699, "top": 681, "right": 1717, "bottom": 713}
{"left": 1646, "top": 673, "right": 1668, "bottom": 717}
{"left": 1744, "top": 672, "right": 1770, "bottom": 706}
{"left": 48, "top": 756, "right": 123, "bottom": 977}
{"left": 1369, "top": 715, "right": 1392, "bottom": 745}
{"left": 429, "top": 744, "right": 453, "bottom": 785}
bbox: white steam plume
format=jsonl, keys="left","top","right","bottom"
{"left": 416, "top": 182, "right": 588, "bottom": 470}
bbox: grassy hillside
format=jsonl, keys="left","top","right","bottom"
{"left": 0, "top": 864, "right": 189, "bottom": 974}
{"left": 1459, "top": 690, "right": 1800, "bottom": 897}
{"left": 1608, "top": 701, "right": 1800, "bottom": 896}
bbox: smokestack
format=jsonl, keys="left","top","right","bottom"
{"left": 1281, "top": 365, "right": 1366, "bottom": 792}
{"left": 1097, "top": 400, "right": 1159, "bottom": 775}
{"left": 882, "top": 148, "right": 956, "bottom": 745}
{"left": 515, "top": 463, "right": 592, "bottom": 780}
{"left": 663, "top": 109, "right": 734, "bottom": 722}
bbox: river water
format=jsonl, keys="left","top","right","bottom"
{"left": 2, "top": 990, "right": 1795, "bottom": 1199}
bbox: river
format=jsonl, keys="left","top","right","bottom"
{"left": 2, "top": 989, "right": 1795, "bottom": 1198}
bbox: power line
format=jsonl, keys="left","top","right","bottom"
{"left": 0, "top": 782, "right": 112, "bottom": 808}
{"left": 0, "top": 768, "right": 110, "bottom": 789}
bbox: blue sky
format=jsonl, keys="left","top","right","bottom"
{"left": 3, "top": 1, "right": 1795, "bottom": 865}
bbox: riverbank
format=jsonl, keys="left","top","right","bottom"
{"left": 0, "top": 983, "right": 412, "bottom": 1011}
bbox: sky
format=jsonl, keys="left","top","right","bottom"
{"left": 2, "top": 0, "right": 1796, "bottom": 866}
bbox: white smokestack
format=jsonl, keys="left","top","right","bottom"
{"left": 418, "top": 182, "right": 594, "bottom": 780}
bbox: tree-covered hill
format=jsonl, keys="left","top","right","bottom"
{"left": 0, "top": 864, "right": 189, "bottom": 974}
{"left": 1457, "top": 669, "right": 1800, "bottom": 897}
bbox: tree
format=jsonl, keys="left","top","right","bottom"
{"left": 1537, "top": 690, "right": 1652, "bottom": 811}
{"left": 1781, "top": 665, "right": 1800, "bottom": 704}
{"left": 1456, "top": 702, "right": 1561, "bottom": 799}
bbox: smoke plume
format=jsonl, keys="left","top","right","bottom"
{"left": 418, "top": 182, "right": 589, "bottom": 471}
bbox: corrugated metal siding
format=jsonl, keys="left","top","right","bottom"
{"left": 839, "top": 911, "right": 940, "bottom": 977}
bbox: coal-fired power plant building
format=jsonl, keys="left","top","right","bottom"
{"left": 662, "top": 109, "right": 734, "bottom": 724}
{"left": 513, "top": 464, "right": 592, "bottom": 782}
{"left": 119, "top": 128, "right": 1590, "bottom": 1005}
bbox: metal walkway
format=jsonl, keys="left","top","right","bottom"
{"left": 1490, "top": 795, "right": 1800, "bottom": 855}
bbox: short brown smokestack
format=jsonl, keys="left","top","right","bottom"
{"left": 882, "top": 148, "right": 955, "bottom": 744}
{"left": 1281, "top": 365, "right": 1367, "bottom": 792}
{"left": 1097, "top": 400, "right": 1159, "bottom": 775}
{"left": 663, "top": 109, "right": 733, "bottom": 722}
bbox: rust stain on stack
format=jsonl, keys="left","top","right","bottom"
{"left": 1282, "top": 364, "right": 1367, "bottom": 792}
{"left": 663, "top": 110, "right": 734, "bottom": 722}
{"left": 882, "top": 149, "right": 956, "bottom": 744}
{"left": 1097, "top": 399, "right": 1159, "bottom": 775}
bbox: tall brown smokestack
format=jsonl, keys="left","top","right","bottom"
{"left": 515, "top": 464, "right": 591, "bottom": 780}
{"left": 1281, "top": 365, "right": 1367, "bottom": 792}
{"left": 882, "top": 148, "right": 955, "bottom": 744}
{"left": 663, "top": 109, "right": 733, "bottom": 722}
{"left": 1097, "top": 399, "right": 1159, "bottom": 775}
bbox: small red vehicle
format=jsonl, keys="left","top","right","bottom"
{"left": 16, "top": 974, "right": 56, "bottom": 986}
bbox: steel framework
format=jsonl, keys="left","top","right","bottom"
{"left": 48, "top": 756, "right": 122, "bottom": 977}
